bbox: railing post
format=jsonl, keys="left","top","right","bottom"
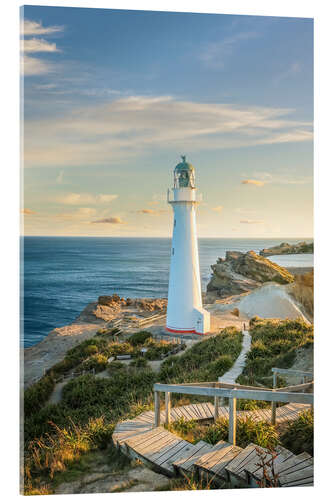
{"left": 154, "top": 391, "right": 161, "bottom": 427}
{"left": 214, "top": 396, "right": 219, "bottom": 422}
{"left": 228, "top": 392, "right": 237, "bottom": 445}
{"left": 165, "top": 392, "right": 171, "bottom": 426}
{"left": 271, "top": 371, "right": 277, "bottom": 425}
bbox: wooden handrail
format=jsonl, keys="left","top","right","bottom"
{"left": 153, "top": 380, "right": 314, "bottom": 446}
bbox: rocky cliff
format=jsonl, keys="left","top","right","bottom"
{"left": 207, "top": 250, "right": 294, "bottom": 297}
{"left": 260, "top": 241, "right": 313, "bottom": 256}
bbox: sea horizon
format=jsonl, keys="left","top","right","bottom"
{"left": 22, "top": 236, "right": 313, "bottom": 349}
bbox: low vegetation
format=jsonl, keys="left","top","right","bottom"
{"left": 23, "top": 327, "right": 242, "bottom": 494}
{"left": 159, "top": 326, "right": 242, "bottom": 385}
{"left": 280, "top": 409, "right": 313, "bottom": 455}
{"left": 237, "top": 317, "right": 313, "bottom": 387}
{"left": 166, "top": 416, "right": 279, "bottom": 450}
{"left": 23, "top": 320, "right": 314, "bottom": 493}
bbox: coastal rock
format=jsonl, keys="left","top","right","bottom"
{"left": 260, "top": 241, "right": 313, "bottom": 256}
{"left": 207, "top": 250, "right": 294, "bottom": 298}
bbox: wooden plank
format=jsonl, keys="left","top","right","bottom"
{"left": 131, "top": 429, "right": 172, "bottom": 451}
{"left": 204, "top": 402, "right": 215, "bottom": 418}
{"left": 193, "top": 403, "right": 207, "bottom": 420}
{"left": 144, "top": 435, "right": 181, "bottom": 460}
{"left": 279, "top": 465, "right": 314, "bottom": 486}
{"left": 228, "top": 397, "right": 236, "bottom": 445}
{"left": 200, "top": 444, "right": 236, "bottom": 471}
{"left": 212, "top": 446, "right": 243, "bottom": 478}
{"left": 195, "top": 442, "right": 229, "bottom": 468}
{"left": 125, "top": 427, "right": 165, "bottom": 447}
{"left": 188, "top": 404, "right": 202, "bottom": 420}
{"left": 225, "top": 444, "right": 257, "bottom": 475}
{"left": 183, "top": 404, "right": 199, "bottom": 420}
{"left": 154, "top": 440, "right": 191, "bottom": 466}
{"left": 167, "top": 442, "right": 201, "bottom": 469}
{"left": 178, "top": 443, "right": 214, "bottom": 472}
{"left": 170, "top": 406, "right": 183, "bottom": 420}
{"left": 134, "top": 432, "right": 177, "bottom": 456}
{"left": 154, "top": 391, "right": 160, "bottom": 427}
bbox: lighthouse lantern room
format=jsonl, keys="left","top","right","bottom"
{"left": 166, "top": 156, "right": 210, "bottom": 335}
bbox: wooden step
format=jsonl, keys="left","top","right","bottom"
{"left": 172, "top": 440, "right": 214, "bottom": 475}
{"left": 194, "top": 440, "right": 242, "bottom": 485}
{"left": 225, "top": 443, "right": 263, "bottom": 485}
{"left": 245, "top": 445, "right": 296, "bottom": 486}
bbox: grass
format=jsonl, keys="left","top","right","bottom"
{"left": 23, "top": 321, "right": 313, "bottom": 494}
{"left": 237, "top": 317, "right": 313, "bottom": 387}
{"left": 24, "top": 326, "right": 242, "bottom": 494}
{"left": 280, "top": 409, "right": 313, "bottom": 455}
{"left": 166, "top": 416, "right": 280, "bottom": 449}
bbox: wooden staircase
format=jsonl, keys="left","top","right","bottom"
{"left": 112, "top": 402, "right": 313, "bottom": 488}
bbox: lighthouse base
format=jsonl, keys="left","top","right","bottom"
{"left": 166, "top": 308, "right": 210, "bottom": 336}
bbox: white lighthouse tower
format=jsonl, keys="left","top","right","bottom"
{"left": 166, "top": 156, "right": 210, "bottom": 335}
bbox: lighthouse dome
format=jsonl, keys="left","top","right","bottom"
{"left": 174, "top": 155, "right": 195, "bottom": 188}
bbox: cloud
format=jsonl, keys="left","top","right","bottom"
{"left": 242, "top": 179, "right": 265, "bottom": 187}
{"left": 21, "top": 208, "right": 36, "bottom": 215}
{"left": 137, "top": 209, "right": 167, "bottom": 215}
{"left": 23, "top": 96, "right": 313, "bottom": 168}
{"left": 91, "top": 217, "right": 125, "bottom": 224}
{"left": 200, "top": 31, "right": 259, "bottom": 69}
{"left": 249, "top": 171, "right": 312, "bottom": 185}
{"left": 212, "top": 205, "right": 223, "bottom": 212}
{"left": 274, "top": 62, "right": 302, "bottom": 85}
{"left": 240, "top": 219, "right": 264, "bottom": 224}
{"left": 21, "top": 38, "right": 60, "bottom": 53}
{"left": 57, "top": 193, "right": 118, "bottom": 205}
{"left": 22, "top": 55, "right": 54, "bottom": 76}
{"left": 21, "top": 19, "right": 64, "bottom": 36}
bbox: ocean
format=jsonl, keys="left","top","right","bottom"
{"left": 22, "top": 237, "right": 313, "bottom": 348}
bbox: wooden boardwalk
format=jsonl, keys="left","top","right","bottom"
{"left": 112, "top": 401, "right": 313, "bottom": 487}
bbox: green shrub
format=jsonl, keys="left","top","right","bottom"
{"left": 238, "top": 319, "right": 314, "bottom": 386}
{"left": 159, "top": 327, "right": 242, "bottom": 386}
{"left": 81, "top": 354, "right": 108, "bottom": 373}
{"left": 128, "top": 330, "right": 152, "bottom": 346}
{"left": 107, "top": 361, "right": 127, "bottom": 374}
{"left": 203, "top": 417, "right": 280, "bottom": 449}
{"left": 84, "top": 344, "right": 98, "bottom": 355}
{"left": 130, "top": 357, "right": 148, "bottom": 368}
{"left": 24, "top": 375, "right": 55, "bottom": 418}
{"left": 280, "top": 410, "right": 313, "bottom": 455}
{"left": 107, "top": 342, "right": 134, "bottom": 356}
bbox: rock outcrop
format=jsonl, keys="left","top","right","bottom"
{"left": 260, "top": 241, "right": 313, "bottom": 256}
{"left": 207, "top": 250, "right": 294, "bottom": 297}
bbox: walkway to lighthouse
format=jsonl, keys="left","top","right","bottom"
{"left": 219, "top": 329, "right": 252, "bottom": 384}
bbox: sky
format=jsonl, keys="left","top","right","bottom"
{"left": 21, "top": 6, "right": 313, "bottom": 238}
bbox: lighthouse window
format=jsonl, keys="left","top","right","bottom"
{"left": 172, "top": 248, "right": 174, "bottom": 255}
{"left": 174, "top": 219, "right": 176, "bottom": 227}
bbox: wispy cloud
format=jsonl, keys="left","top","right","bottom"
{"left": 21, "top": 208, "right": 36, "bottom": 215}
{"left": 21, "top": 19, "right": 63, "bottom": 76}
{"left": 240, "top": 219, "right": 264, "bottom": 224}
{"left": 274, "top": 62, "right": 302, "bottom": 85}
{"left": 248, "top": 172, "right": 312, "bottom": 185}
{"left": 57, "top": 193, "right": 118, "bottom": 205}
{"left": 24, "top": 96, "right": 313, "bottom": 168}
{"left": 22, "top": 55, "right": 54, "bottom": 76}
{"left": 91, "top": 217, "right": 125, "bottom": 224}
{"left": 212, "top": 205, "right": 224, "bottom": 212}
{"left": 21, "top": 19, "right": 64, "bottom": 36}
{"left": 200, "top": 31, "right": 259, "bottom": 69}
{"left": 241, "top": 179, "right": 265, "bottom": 187}
{"left": 21, "top": 38, "right": 60, "bottom": 53}
{"left": 137, "top": 209, "right": 167, "bottom": 215}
